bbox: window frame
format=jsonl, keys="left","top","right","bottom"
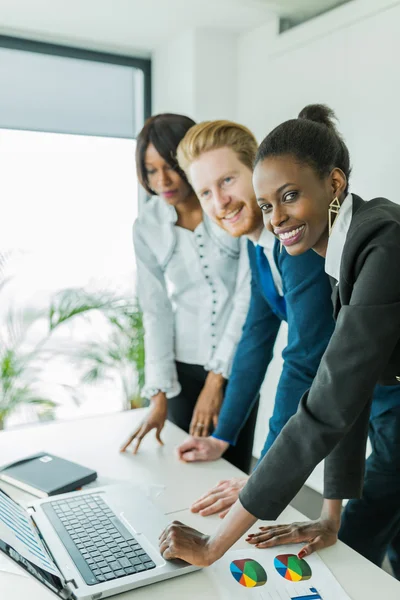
{"left": 0, "top": 33, "right": 151, "bottom": 135}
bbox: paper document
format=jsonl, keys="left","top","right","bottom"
{"left": 84, "top": 476, "right": 166, "bottom": 503}
{"left": 206, "top": 546, "right": 351, "bottom": 600}
{"left": 0, "top": 490, "right": 60, "bottom": 576}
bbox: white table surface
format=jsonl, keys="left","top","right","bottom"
{"left": 1, "top": 410, "right": 399, "bottom": 599}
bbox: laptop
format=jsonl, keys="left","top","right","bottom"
{"left": 0, "top": 483, "right": 199, "bottom": 599}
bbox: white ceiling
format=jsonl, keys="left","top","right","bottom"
{"left": 0, "top": 0, "right": 348, "bottom": 57}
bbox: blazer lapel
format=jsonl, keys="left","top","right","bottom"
{"left": 329, "top": 195, "right": 364, "bottom": 319}
{"left": 331, "top": 284, "right": 341, "bottom": 319}
{"left": 328, "top": 275, "right": 341, "bottom": 319}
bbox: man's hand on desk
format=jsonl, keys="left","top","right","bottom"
{"left": 191, "top": 477, "right": 248, "bottom": 518}
{"left": 120, "top": 392, "right": 167, "bottom": 454}
{"left": 177, "top": 435, "right": 229, "bottom": 463}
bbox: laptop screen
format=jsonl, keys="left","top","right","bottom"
{"left": 0, "top": 489, "right": 67, "bottom": 598}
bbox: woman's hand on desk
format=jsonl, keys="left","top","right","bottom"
{"left": 247, "top": 499, "right": 342, "bottom": 557}
{"left": 160, "top": 501, "right": 258, "bottom": 566}
{"left": 159, "top": 521, "right": 214, "bottom": 567}
{"left": 246, "top": 518, "right": 339, "bottom": 559}
{"left": 191, "top": 477, "right": 248, "bottom": 518}
{"left": 120, "top": 392, "right": 167, "bottom": 454}
{"left": 189, "top": 371, "right": 225, "bottom": 437}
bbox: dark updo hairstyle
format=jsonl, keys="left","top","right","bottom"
{"left": 255, "top": 104, "right": 351, "bottom": 193}
{"left": 136, "top": 113, "right": 196, "bottom": 195}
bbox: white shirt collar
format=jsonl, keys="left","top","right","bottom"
{"left": 251, "top": 227, "right": 284, "bottom": 296}
{"left": 255, "top": 226, "right": 276, "bottom": 251}
{"left": 325, "top": 193, "right": 353, "bottom": 283}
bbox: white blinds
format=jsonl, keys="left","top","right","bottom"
{"left": 0, "top": 46, "right": 145, "bottom": 138}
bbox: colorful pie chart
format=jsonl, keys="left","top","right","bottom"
{"left": 274, "top": 554, "right": 312, "bottom": 582}
{"left": 230, "top": 558, "right": 267, "bottom": 587}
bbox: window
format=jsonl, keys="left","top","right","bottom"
{"left": 0, "top": 37, "right": 150, "bottom": 429}
{"left": 0, "top": 129, "right": 139, "bottom": 428}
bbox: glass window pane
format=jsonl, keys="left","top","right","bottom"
{"left": 0, "top": 129, "right": 138, "bottom": 428}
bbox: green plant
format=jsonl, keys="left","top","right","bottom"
{"left": 73, "top": 296, "right": 146, "bottom": 410}
{"left": 0, "top": 257, "right": 145, "bottom": 428}
{"left": 0, "top": 306, "right": 58, "bottom": 430}
{"left": 0, "top": 253, "right": 58, "bottom": 429}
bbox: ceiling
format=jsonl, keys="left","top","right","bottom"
{"left": 0, "top": 0, "right": 349, "bottom": 57}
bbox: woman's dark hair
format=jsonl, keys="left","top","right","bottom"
{"left": 136, "top": 113, "right": 196, "bottom": 194}
{"left": 255, "top": 104, "right": 351, "bottom": 192}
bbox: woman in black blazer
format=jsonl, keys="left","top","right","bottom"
{"left": 158, "top": 104, "right": 400, "bottom": 578}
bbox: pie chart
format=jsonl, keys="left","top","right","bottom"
{"left": 274, "top": 554, "right": 312, "bottom": 582}
{"left": 230, "top": 558, "right": 267, "bottom": 587}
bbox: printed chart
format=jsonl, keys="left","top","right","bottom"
{"left": 274, "top": 554, "right": 312, "bottom": 582}
{"left": 207, "top": 546, "right": 352, "bottom": 600}
{"left": 230, "top": 558, "right": 267, "bottom": 587}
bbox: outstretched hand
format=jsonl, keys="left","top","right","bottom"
{"left": 246, "top": 518, "right": 339, "bottom": 559}
{"left": 120, "top": 392, "right": 167, "bottom": 454}
{"left": 191, "top": 477, "right": 248, "bottom": 518}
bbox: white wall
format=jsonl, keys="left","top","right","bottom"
{"left": 193, "top": 29, "right": 237, "bottom": 122}
{"left": 152, "top": 28, "right": 237, "bottom": 121}
{"left": 151, "top": 1, "right": 400, "bottom": 479}
{"left": 238, "top": 0, "right": 400, "bottom": 477}
{"left": 238, "top": 0, "right": 400, "bottom": 199}
{"left": 152, "top": 31, "right": 196, "bottom": 118}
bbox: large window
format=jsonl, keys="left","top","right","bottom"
{"left": 1, "top": 130, "right": 139, "bottom": 428}
{"left": 0, "top": 37, "right": 150, "bottom": 429}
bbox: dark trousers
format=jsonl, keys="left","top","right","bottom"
{"left": 167, "top": 361, "right": 259, "bottom": 474}
{"left": 339, "top": 406, "right": 400, "bottom": 579}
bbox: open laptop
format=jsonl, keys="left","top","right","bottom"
{"left": 0, "top": 483, "right": 199, "bottom": 599}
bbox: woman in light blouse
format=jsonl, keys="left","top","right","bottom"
{"left": 121, "top": 113, "right": 255, "bottom": 472}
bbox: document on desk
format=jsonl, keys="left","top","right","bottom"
{"left": 207, "top": 546, "right": 351, "bottom": 600}
{"left": 0, "top": 490, "right": 60, "bottom": 577}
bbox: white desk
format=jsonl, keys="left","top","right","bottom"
{"left": 1, "top": 410, "right": 399, "bottom": 599}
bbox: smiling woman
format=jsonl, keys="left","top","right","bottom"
{"left": 253, "top": 104, "right": 351, "bottom": 257}
{"left": 158, "top": 105, "right": 400, "bottom": 581}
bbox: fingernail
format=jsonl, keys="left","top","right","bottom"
{"left": 298, "top": 550, "right": 307, "bottom": 559}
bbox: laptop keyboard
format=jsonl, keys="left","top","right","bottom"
{"left": 42, "top": 493, "right": 156, "bottom": 586}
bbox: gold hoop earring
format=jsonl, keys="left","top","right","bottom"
{"left": 328, "top": 197, "right": 341, "bottom": 236}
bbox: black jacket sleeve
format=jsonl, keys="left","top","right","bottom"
{"left": 239, "top": 219, "right": 400, "bottom": 520}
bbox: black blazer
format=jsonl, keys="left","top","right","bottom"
{"left": 240, "top": 194, "right": 400, "bottom": 521}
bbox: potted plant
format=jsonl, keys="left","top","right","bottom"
{"left": 73, "top": 296, "right": 146, "bottom": 410}
{"left": 0, "top": 260, "right": 145, "bottom": 428}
